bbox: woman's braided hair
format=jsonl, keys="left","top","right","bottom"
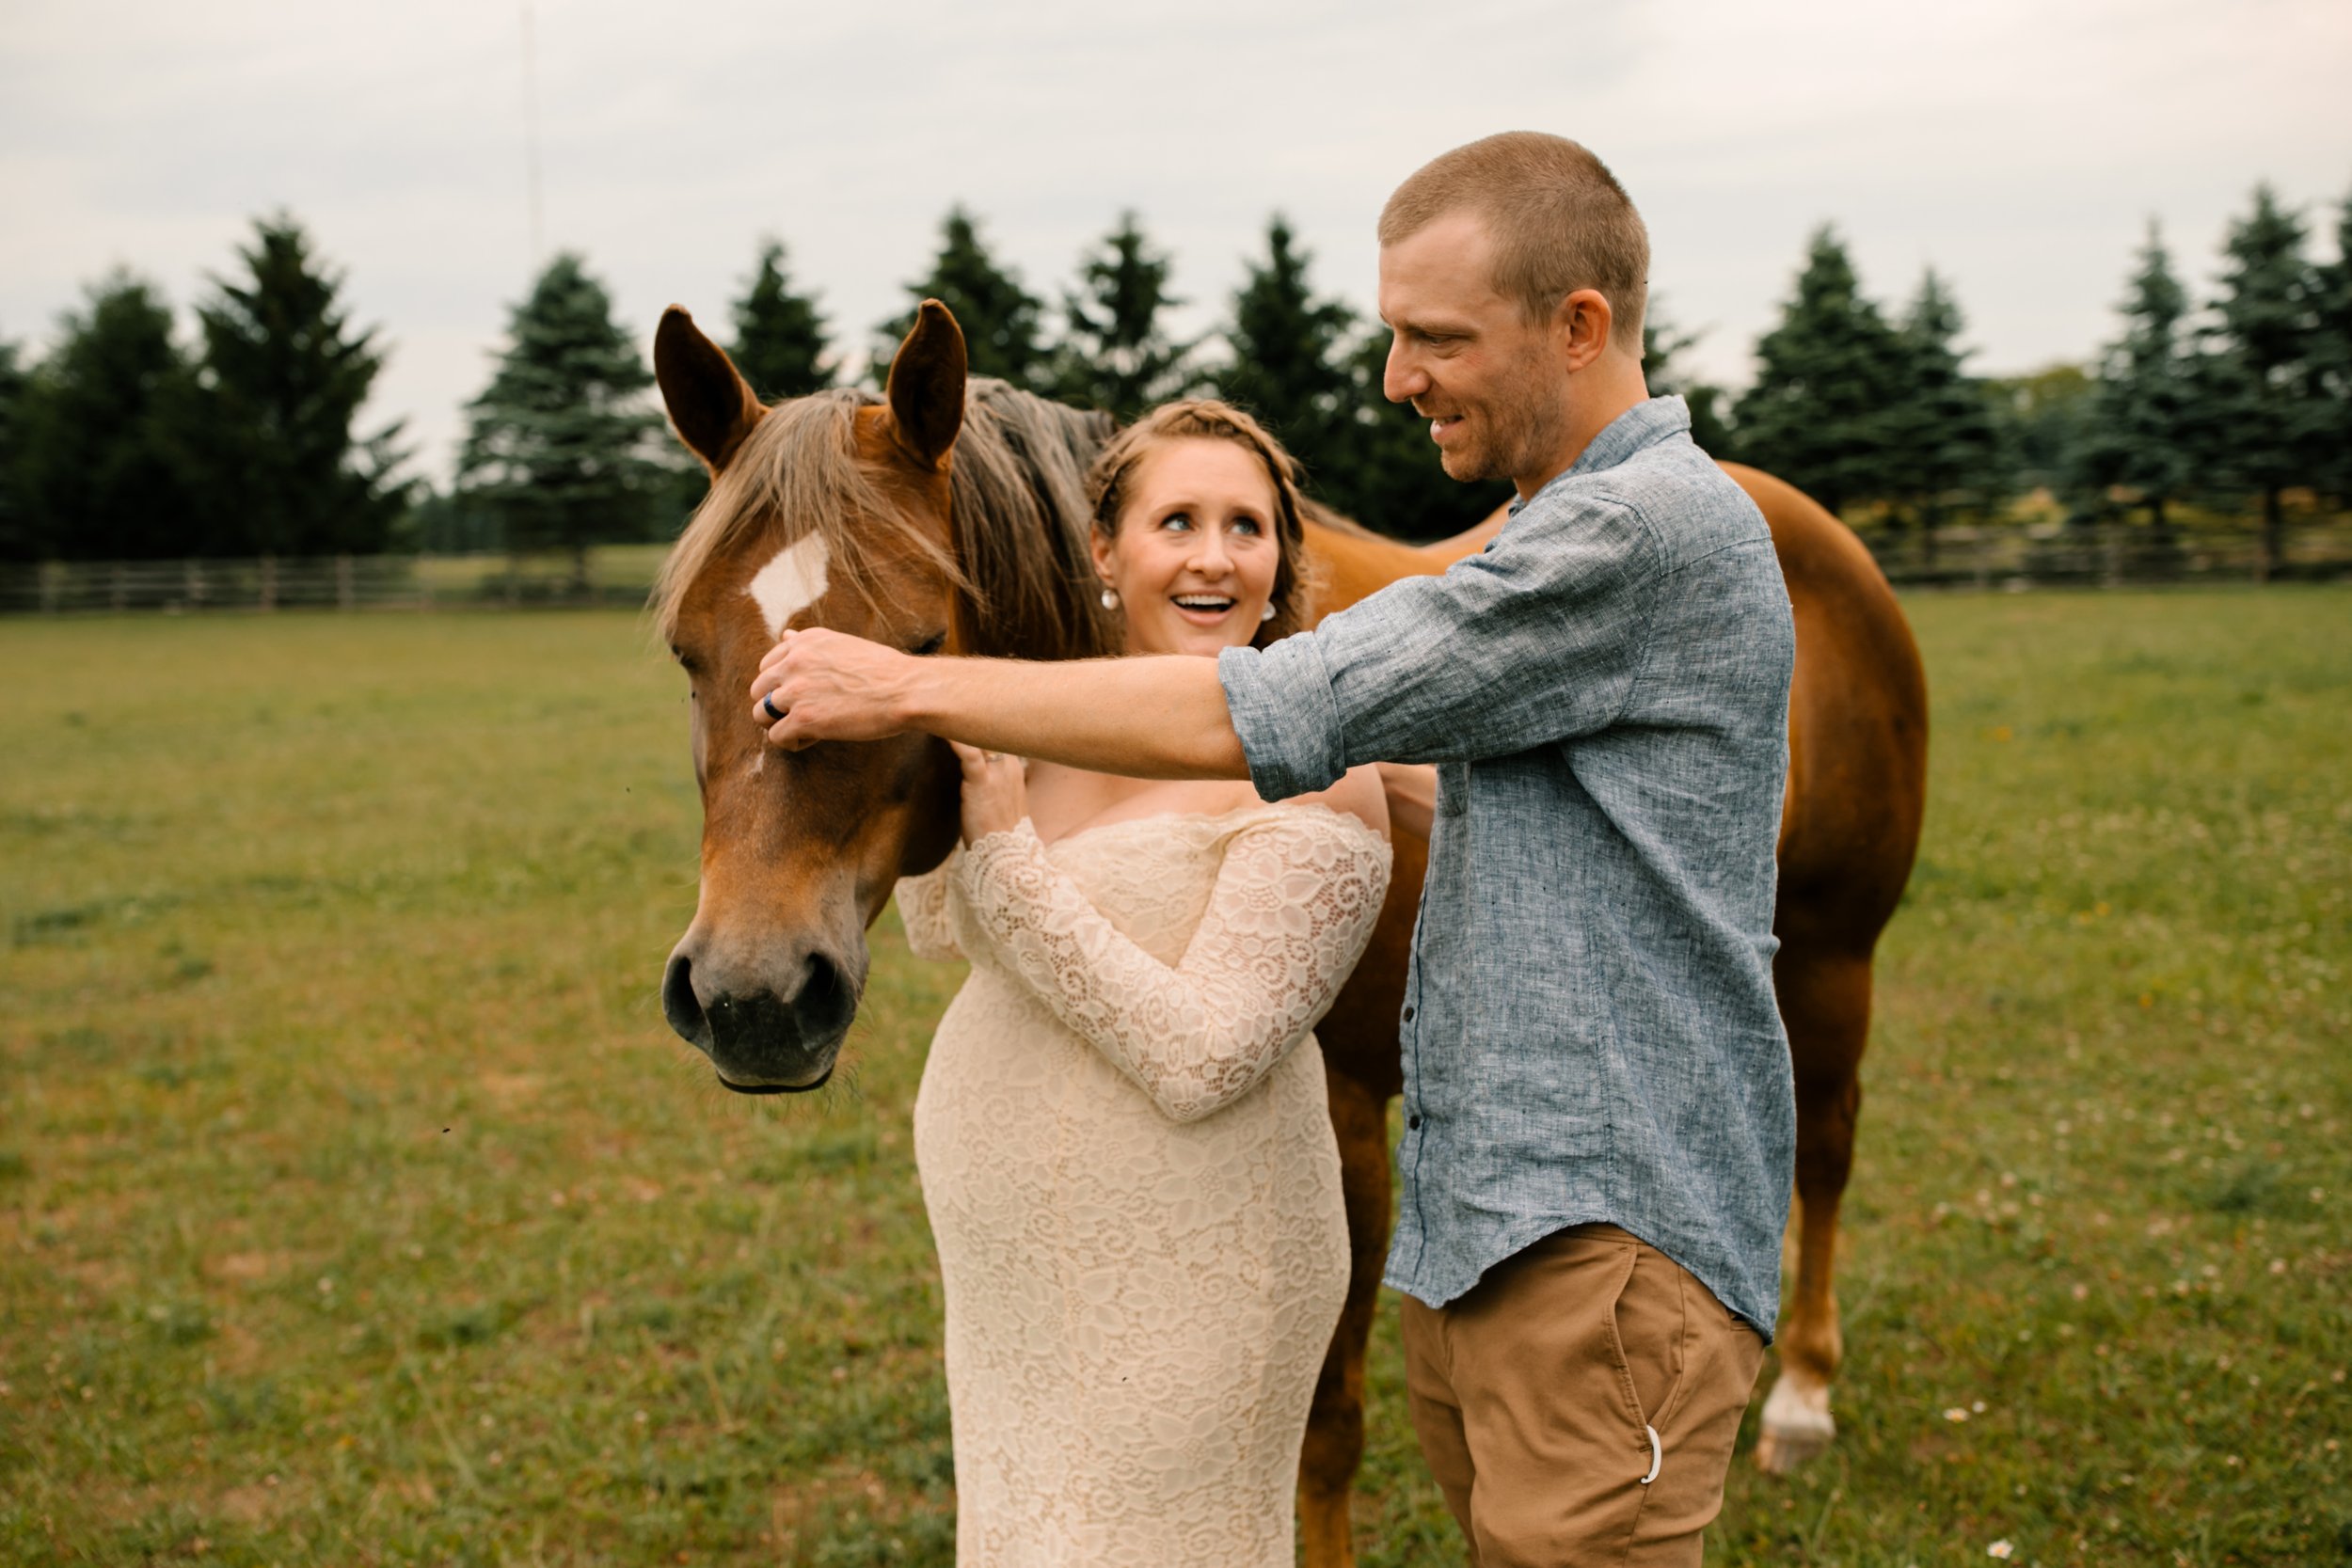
{"left": 1082, "top": 399, "right": 1313, "bottom": 647}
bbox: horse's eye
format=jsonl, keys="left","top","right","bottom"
{"left": 912, "top": 632, "right": 947, "bottom": 657}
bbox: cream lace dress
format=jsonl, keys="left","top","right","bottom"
{"left": 894, "top": 802, "right": 1392, "bottom": 1565}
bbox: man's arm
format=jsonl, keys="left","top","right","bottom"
{"left": 748, "top": 629, "right": 1249, "bottom": 780}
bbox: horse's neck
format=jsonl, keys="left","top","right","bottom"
{"left": 1301, "top": 509, "right": 1502, "bottom": 621}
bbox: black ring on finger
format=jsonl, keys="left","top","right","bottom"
{"left": 762, "top": 693, "right": 786, "bottom": 723}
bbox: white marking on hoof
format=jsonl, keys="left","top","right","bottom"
{"left": 746, "top": 535, "right": 830, "bottom": 638}
{"left": 1754, "top": 1371, "right": 1836, "bottom": 1475}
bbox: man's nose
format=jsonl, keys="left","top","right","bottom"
{"left": 1382, "top": 336, "right": 1425, "bottom": 404}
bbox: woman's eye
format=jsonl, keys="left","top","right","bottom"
{"left": 1160, "top": 511, "right": 1193, "bottom": 532}
{"left": 1232, "top": 516, "right": 1263, "bottom": 536}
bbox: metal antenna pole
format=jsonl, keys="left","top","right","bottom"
{"left": 521, "top": 0, "right": 545, "bottom": 267}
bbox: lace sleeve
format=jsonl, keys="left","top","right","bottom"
{"left": 953, "top": 813, "right": 1392, "bottom": 1124}
{"left": 893, "top": 849, "right": 964, "bottom": 962}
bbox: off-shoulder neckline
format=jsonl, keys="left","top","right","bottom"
{"left": 1035, "top": 800, "right": 1387, "bottom": 853}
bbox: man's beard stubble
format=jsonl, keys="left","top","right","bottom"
{"left": 1435, "top": 373, "right": 1571, "bottom": 488}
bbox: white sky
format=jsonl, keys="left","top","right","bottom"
{"left": 4, "top": 0, "right": 2347, "bottom": 483}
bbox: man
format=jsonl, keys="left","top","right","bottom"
{"left": 755, "top": 132, "right": 1794, "bottom": 1565}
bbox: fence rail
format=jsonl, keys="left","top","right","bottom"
{"left": 1, "top": 556, "right": 425, "bottom": 614}
{"left": 0, "top": 553, "right": 656, "bottom": 614}
{"left": 5, "top": 527, "right": 2348, "bottom": 616}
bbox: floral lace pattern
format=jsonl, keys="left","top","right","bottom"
{"left": 895, "top": 804, "right": 1391, "bottom": 1564}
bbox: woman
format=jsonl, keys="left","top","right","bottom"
{"left": 894, "top": 401, "right": 1393, "bottom": 1563}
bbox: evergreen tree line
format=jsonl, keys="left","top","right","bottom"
{"left": 1718, "top": 184, "right": 2352, "bottom": 580}
{"left": 4, "top": 183, "right": 2348, "bottom": 570}
{"left": 0, "top": 216, "right": 409, "bottom": 563}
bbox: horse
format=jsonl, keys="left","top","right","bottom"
{"left": 649, "top": 298, "right": 1926, "bottom": 1560}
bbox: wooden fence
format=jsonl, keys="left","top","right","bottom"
{"left": 4, "top": 526, "right": 2346, "bottom": 616}
{"left": 0, "top": 553, "right": 656, "bottom": 614}
{"left": 1861, "top": 521, "right": 2352, "bottom": 589}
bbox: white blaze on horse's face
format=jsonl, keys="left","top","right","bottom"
{"left": 746, "top": 534, "right": 832, "bottom": 639}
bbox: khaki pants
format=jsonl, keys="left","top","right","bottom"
{"left": 1399, "top": 1224, "right": 1764, "bottom": 1568}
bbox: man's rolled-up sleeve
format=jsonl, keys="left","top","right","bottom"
{"left": 1217, "top": 493, "right": 1663, "bottom": 796}
{"left": 1218, "top": 632, "right": 1349, "bottom": 801}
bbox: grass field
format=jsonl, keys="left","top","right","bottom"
{"left": 3, "top": 588, "right": 2345, "bottom": 1566}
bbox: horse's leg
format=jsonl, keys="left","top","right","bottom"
{"left": 1755, "top": 942, "right": 1872, "bottom": 1476}
{"left": 1299, "top": 1068, "right": 1391, "bottom": 1568}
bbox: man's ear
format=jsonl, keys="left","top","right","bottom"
{"left": 882, "top": 299, "right": 968, "bottom": 470}
{"left": 655, "top": 308, "right": 765, "bottom": 472}
{"left": 1556, "top": 288, "right": 1614, "bottom": 373}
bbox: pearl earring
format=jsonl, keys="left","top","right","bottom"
{"left": 1260, "top": 602, "right": 1277, "bottom": 622}
{"left": 1100, "top": 587, "right": 1120, "bottom": 610}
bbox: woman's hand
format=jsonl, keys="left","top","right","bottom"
{"left": 747, "top": 628, "right": 916, "bottom": 748}
{"left": 948, "top": 741, "right": 1027, "bottom": 846}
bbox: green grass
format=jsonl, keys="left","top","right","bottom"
{"left": 2, "top": 589, "right": 2345, "bottom": 1565}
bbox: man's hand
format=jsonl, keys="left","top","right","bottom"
{"left": 747, "top": 628, "right": 916, "bottom": 748}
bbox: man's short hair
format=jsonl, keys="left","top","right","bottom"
{"left": 1379, "top": 132, "right": 1649, "bottom": 350}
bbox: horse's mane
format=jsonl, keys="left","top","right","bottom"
{"left": 651, "top": 379, "right": 1118, "bottom": 660}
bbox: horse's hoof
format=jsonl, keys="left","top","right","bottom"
{"left": 1754, "top": 1374, "right": 1836, "bottom": 1475}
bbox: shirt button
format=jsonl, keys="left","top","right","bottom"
{"left": 1402, "top": 1006, "right": 1416, "bottom": 1023}
{"left": 1407, "top": 1115, "right": 1422, "bottom": 1131}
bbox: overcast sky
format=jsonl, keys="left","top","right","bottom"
{"left": 4, "top": 0, "right": 2347, "bottom": 483}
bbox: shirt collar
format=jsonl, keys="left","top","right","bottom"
{"left": 1508, "top": 395, "right": 1692, "bottom": 516}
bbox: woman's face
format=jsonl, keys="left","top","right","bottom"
{"left": 1092, "top": 437, "right": 1283, "bottom": 659}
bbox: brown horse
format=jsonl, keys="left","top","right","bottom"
{"left": 650, "top": 300, "right": 1925, "bottom": 1560}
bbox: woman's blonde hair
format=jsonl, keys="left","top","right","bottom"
{"left": 1084, "top": 399, "right": 1312, "bottom": 647}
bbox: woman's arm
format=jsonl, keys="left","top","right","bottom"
{"left": 893, "top": 853, "right": 964, "bottom": 962}
{"left": 952, "top": 813, "right": 1391, "bottom": 1124}
{"left": 1376, "top": 762, "right": 1438, "bottom": 842}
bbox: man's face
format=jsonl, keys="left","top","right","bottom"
{"left": 1377, "top": 211, "right": 1571, "bottom": 493}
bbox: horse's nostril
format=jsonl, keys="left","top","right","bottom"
{"left": 662, "top": 954, "right": 710, "bottom": 1049}
{"left": 795, "top": 952, "right": 855, "bottom": 1041}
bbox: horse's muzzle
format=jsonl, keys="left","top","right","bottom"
{"left": 661, "top": 945, "right": 857, "bottom": 1093}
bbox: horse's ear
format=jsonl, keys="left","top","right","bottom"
{"left": 883, "top": 299, "right": 967, "bottom": 470}
{"left": 655, "top": 306, "right": 764, "bottom": 473}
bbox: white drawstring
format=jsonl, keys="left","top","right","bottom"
{"left": 1639, "top": 1424, "right": 1662, "bottom": 1485}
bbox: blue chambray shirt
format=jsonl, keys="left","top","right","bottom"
{"left": 1216, "top": 396, "right": 1796, "bottom": 1338}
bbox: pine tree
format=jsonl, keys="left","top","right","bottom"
{"left": 188, "top": 214, "right": 405, "bottom": 557}
{"left": 2202, "top": 184, "right": 2324, "bottom": 581}
{"left": 879, "top": 208, "right": 1045, "bottom": 388}
{"left": 1049, "top": 213, "right": 1198, "bottom": 420}
{"left": 14, "top": 273, "right": 206, "bottom": 560}
{"left": 1990, "top": 364, "right": 2096, "bottom": 506}
{"left": 729, "top": 239, "right": 832, "bottom": 401}
{"left": 1642, "top": 304, "right": 1734, "bottom": 455}
{"left": 457, "top": 252, "right": 671, "bottom": 594}
{"left": 1884, "top": 269, "right": 2001, "bottom": 560}
{"left": 1730, "top": 227, "right": 1910, "bottom": 518}
{"left": 0, "top": 337, "right": 30, "bottom": 562}
{"left": 2310, "top": 188, "right": 2352, "bottom": 505}
{"left": 2080, "top": 224, "right": 2197, "bottom": 546}
{"left": 1216, "top": 216, "right": 1359, "bottom": 495}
